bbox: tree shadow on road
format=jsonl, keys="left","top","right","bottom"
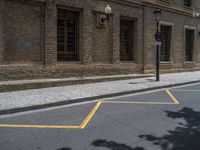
{"left": 92, "top": 107, "right": 200, "bottom": 150}
{"left": 139, "top": 107, "right": 200, "bottom": 150}
{"left": 92, "top": 139, "right": 145, "bottom": 150}
{"left": 57, "top": 147, "right": 71, "bottom": 150}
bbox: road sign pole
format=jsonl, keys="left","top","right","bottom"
{"left": 156, "top": 22, "right": 160, "bottom": 81}
{"left": 154, "top": 8, "right": 161, "bottom": 82}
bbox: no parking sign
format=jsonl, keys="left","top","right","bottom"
{"left": 155, "top": 32, "right": 162, "bottom": 46}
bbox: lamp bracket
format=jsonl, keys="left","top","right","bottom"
{"left": 97, "top": 14, "right": 108, "bottom": 27}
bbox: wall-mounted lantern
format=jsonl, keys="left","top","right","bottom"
{"left": 98, "top": 5, "right": 112, "bottom": 26}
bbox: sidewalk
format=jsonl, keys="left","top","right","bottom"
{"left": 1, "top": 71, "right": 200, "bottom": 114}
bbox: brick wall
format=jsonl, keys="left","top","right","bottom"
{"left": 45, "top": 0, "right": 57, "bottom": 65}
{"left": 0, "top": 63, "right": 142, "bottom": 81}
{"left": 143, "top": 2, "right": 200, "bottom": 72}
{"left": 4, "top": 0, "right": 44, "bottom": 62}
{"left": 0, "top": 0, "right": 4, "bottom": 63}
{"left": 0, "top": 0, "right": 199, "bottom": 80}
{"left": 90, "top": 0, "right": 144, "bottom": 66}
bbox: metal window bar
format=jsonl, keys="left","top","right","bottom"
{"left": 185, "top": 29, "right": 194, "bottom": 61}
{"left": 120, "top": 20, "right": 133, "bottom": 61}
{"left": 160, "top": 26, "right": 171, "bottom": 61}
{"left": 57, "top": 10, "right": 79, "bottom": 61}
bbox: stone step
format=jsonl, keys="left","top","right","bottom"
{"left": 0, "top": 74, "right": 154, "bottom": 92}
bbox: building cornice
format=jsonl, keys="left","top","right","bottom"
{"left": 34, "top": 0, "right": 199, "bottom": 19}
{"left": 104, "top": 0, "right": 144, "bottom": 9}
{"left": 142, "top": 1, "right": 196, "bottom": 17}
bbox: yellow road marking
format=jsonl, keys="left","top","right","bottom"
{"left": 80, "top": 101, "right": 102, "bottom": 129}
{"left": 0, "top": 89, "right": 182, "bottom": 129}
{"left": 103, "top": 101, "right": 175, "bottom": 105}
{"left": 173, "top": 90, "right": 200, "bottom": 92}
{"left": 166, "top": 90, "right": 180, "bottom": 104}
{"left": 0, "top": 124, "right": 80, "bottom": 129}
{"left": 0, "top": 101, "right": 103, "bottom": 129}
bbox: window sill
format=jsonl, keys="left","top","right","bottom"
{"left": 184, "top": 61, "right": 195, "bottom": 65}
{"left": 119, "top": 61, "right": 136, "bottom": 64}
{"left": 183, "top": 61, "right": 195, "bottom": 67}
{"left": 184, "top": 61, "right": 194, "bottom": 63}
{"left": 160, "top": 61, "right": 172, "bottom": 64}
{"left": 183, "top": 6, "right": 194, "bottom": 11}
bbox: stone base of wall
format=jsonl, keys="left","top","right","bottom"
{"left": 144, "top": 67, "right": 200, "bottom": 74}
{"left": 0, "top": 64, "right": 143, "bottom": 81}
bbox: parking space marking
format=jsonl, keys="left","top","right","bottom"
{"left": 0, "top": 124, "right": 80, "bottom": 129}
{"left": 80, "top": 101, "right": 102, "bottom": 129}
{"left": 173, "top": 90, "right": 200, "bottom": 92}
{"left": 0, "top": 89, "right": 181, "bottom": 129}
{"left": 0, "top": 102, "right": 103, "bottom": 129}
{"left": 104, "top": 90, "right": 180, "bottom": 105}
{"left": 166, "top": 90, "right": 180, "bottom": 104}
{"left": 103, "top": 101, "right": 175, "bottom": 105}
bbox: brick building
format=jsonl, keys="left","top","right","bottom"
{"left": 0, "top": 0, "right": 200, "bottom": 80}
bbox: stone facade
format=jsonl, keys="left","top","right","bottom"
{"left": 4, "top": 0, "right": 44, "bottom": 62}
{"left": 0, "top": 0, "right": 4, "bottom": 63}
{"left": 0, "top": 0, "right": 200, "bottom": 80}
{"left": 143, "top": 0, "right": 200, "bottom": 73}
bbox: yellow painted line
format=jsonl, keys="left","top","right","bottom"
{"left": 0, "top": 102, "right": 103, "bottom": 130}
{"left": 103, "top": 101, "right": 175, "bottom": 105}
{"left": 0, "top": 92, "right": 181, "bottom": 130}
{"left": 173, "top": 90, "right": 200, "bottom": 92}
{"left": 80, "top": 101, "right": 102, "bottom": 129}
{"left": 166, "top": 89, "right": 180, "bottom": 104}
{"left": 0, "top": 124, "right": 80, "bottom": 129}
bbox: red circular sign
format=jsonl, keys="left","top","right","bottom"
{"left": 155, "top": 32, "right": 162, "bottom": 42}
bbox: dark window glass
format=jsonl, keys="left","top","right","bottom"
{"left": 184, "top": 0, "right": 192, "bottom": 7}
{"left": 120, "top": 20, "right": 134, "bottom": 61}
{"left": 160, "top": 25, "right": 172, "bottom": 61}
{"left": 57, "top": 10, "right": 79, "bottom": 61}
{"left": 185, "top": 29, "right": 194, "bottom": 61}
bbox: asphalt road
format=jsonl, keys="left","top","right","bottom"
{"left": 0, "top": 83, "right": 200, "bottom": 150}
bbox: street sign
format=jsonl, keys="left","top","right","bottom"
{"left": 156, "top": 41, "right": 161, "bottom": 46}
{"left": 155, "top": 32, "right": 162, "bottom": 42}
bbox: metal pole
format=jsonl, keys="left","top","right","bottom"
{"left": 156, "top": 21, "right": 160, "bottom": 81}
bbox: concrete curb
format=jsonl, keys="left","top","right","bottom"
{"left": 1, "top": 80, "right": 200, "bottom": 115}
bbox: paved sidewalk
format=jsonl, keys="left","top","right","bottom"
{"left": 0, "top": 71, "right": 200, "bottom": 114}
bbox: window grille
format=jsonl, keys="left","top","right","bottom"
{"left": 184, "top": 0, "right": 192, "bottom": 7}
{"left": 120, "top": 20, "right": 134, "bottom": 61}
{"left": 185, "top": 29, "right": 194, "bottom": 61}
{"left": 160, "top": 25, "right": 171, "bottom": 61}
{"left": 57, "top": 10, "right": 79, "bottom": 61}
